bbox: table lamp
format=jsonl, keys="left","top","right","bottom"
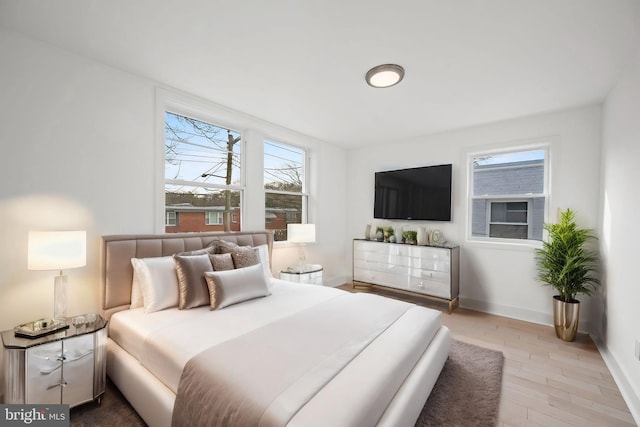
{"left": 28, "top": 231, "right": 87, "bottom": 320}
{"left": 287, "top": 223, "right": 316, "bottom": 272}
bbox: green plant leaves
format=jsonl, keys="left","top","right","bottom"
{"left": 535, "top": 208, "right": 600, "bottom": 302}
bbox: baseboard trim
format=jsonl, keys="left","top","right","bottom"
{"left": 459, "top": 297, "right": 592, "bottom": 333}
{"left": 591, "top": 335, "right": 640, "bottom": 425}
{"left": 460, "top": 297, "right": 553, "bottom": 326}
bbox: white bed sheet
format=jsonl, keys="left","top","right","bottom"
{"left": 109, "top": 279, "right": 345, "bottom": 392}
{"left": 109, "top": 278, "right": 444, "bottom": 414}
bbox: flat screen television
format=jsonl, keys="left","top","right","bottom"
{"left": 374, "top": 164, "right": 452, "bottom": 221}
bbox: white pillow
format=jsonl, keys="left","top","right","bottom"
{"left": 131, "top": 256, "right": 180, "bottom": 313}
{"left": 253, "top": 244, "right": 273, "bottom": 280}
{"left": 204, "top": 263, "right": 271, "bottom": 310}
{"left": 130, "top": 271, "right": 144, "bottom": 309}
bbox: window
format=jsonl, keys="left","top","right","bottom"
{"left": 489, "top": 201, "right": 529, "bottom": 239}
{"left": 164, "top": 112, "right": 242, "bottom": 233}
{"left": 205, "top": 211, "right": 224, "bottom": 225}
{"left": 264, "top": 140, "right": 307, "bottom": 241}
{"left": 165, "top": 211, "right": 177, "bottom": 226}
{"left": 469, "top": 146, "right": 548, "bottom": 242}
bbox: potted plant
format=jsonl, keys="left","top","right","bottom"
{"left": 384, "top": 227, "right": 395, "bottom": 243}
{"left": 402, "top": 230, "right": 417, "bottom": 245}
{"left": 535, "top": 208, "right": 600, "bottom": 341}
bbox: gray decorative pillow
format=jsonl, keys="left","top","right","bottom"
{"left": 215, "top": 239, "right": 240, "bottom": 254}
{"left": 204, "top": 263, "right": 271, "bottom": 310}
{"left": 209, "top": 253, "right": 235, "bottom": 271}
{"left": 174, "top": 254, "right": 213, "bottom": 309}
{"left": 230, "top": 246, "right": 260, "bottom": 269}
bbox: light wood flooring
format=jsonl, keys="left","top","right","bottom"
{"left": 339, "top": 283, "right": 636, "bottom": 427}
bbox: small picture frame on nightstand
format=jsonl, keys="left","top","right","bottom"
{"left": 14, "top": 318, "right": 69, "bottom": 339}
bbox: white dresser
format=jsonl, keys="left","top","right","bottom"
{"left": 353, "top": 239, "right": 460, "bottom": 313}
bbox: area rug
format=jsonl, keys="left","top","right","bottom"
{"left": 415, "top": 340, "right": 504, "bottom": 427}
{"left": 70, "top": 340, "right": 503, "bottom": 426}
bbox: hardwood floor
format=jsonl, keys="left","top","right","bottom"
{"left": 339, "top": 284, "right": 637, "bottom": 427}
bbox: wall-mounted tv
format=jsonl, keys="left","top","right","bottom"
{"left": 374, "top": 164, "right": 452, "bottom": 221}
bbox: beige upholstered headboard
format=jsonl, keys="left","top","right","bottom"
{"left": 100, "top": 231, "right": 273, "bottom": 321}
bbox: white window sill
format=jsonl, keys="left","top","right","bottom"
{"left": 464, "top": 237, "right": 542, "bottom": 252}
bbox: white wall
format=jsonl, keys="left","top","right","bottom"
{"left": 346, "top": 104, "right": 603, "bottom": 325}
{"left": 0, "top": 28, "right": 348, "bottom": 398}
{"left": 597, "top": 47, "right": 640, "bottom": 421}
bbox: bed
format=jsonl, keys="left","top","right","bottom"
{"left": 101, "top": 231, "right": 451, "bottom": 427}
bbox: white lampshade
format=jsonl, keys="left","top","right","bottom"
{"left": 287, "top": 224, "right": 316, "bottom": 243}
{"left": 28, "top": 231, "right": 87, "bottom": 271}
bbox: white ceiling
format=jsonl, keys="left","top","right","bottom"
{"left": 1, "top": 0, "right": 639, "bottom": 148}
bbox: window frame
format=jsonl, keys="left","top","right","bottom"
{"left": 204, "top": 211, "right": 224, "bottom": 225}
{"left": 156, "top": 88, "right": 316, "bottom": 236}
{"left": 467, "top": 141, "right": 551, "bottom": 247}
{"left": 165, "top": 211, "right": 177, "bottom": 227}
{"left": 160, "top": 104, "right": 246, "bottom": 233}
{"left": 263, "top": 139, "right": 310, "bottom": 241}
{"left": 487, "top": 199, "right": 532, "bottom": 239}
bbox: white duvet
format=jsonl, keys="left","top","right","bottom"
{"left": 109, "top": 279, "right": 444, "bottom": 425}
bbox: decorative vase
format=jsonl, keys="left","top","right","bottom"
{"left": 369, "top": 226, "right": 378, "bottom": 240}
{"left": 376, "top": 230, "right": 384, "bottom": 241}
{"left": 417, "top": 227, "right": 428, "bottom": 245}
{"left": 365, "top": 224, "right": 371, "bottom": 240}
{"left": 395, "top": 226, "right": 404, "bottom": 243}
{"left": 553, "top": 296, "right": 580, "bottom": 342}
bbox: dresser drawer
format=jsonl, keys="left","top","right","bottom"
{"left": 353, "top": 268, "right": 408, "bottom": 290}
{"left": 408, "top": 277, "right": 451, "bottom": 299}
{"left": 408, "top": 268, "right": 450, "bottom": 283}
{"left": 353, "top": 259, "right": 410, "bottom": 277}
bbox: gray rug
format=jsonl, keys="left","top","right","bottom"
{"left": 70, "top": 340, "right": 503, "bottom": 426}
{"left": 415, "top": 340, "right": 504, "bottom": 427}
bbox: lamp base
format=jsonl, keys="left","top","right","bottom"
{"left": 54, "top": 272, "right": 67, "bottom": 320}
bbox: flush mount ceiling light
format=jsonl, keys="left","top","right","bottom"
{"left": 365, "top": 64, "right": 405, "bottom": 88}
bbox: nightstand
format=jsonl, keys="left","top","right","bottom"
{"left": 2, "top": 315, "right": 107, "bottom": 407}
{"left": 280, "top": 264, "right": 323, "bottom": 285}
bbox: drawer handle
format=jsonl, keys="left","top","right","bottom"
{"left": 46, "top": 380, "right": 67, "bottom": 390}
{"left": 39, "top": 364, "right": 61, "bottom": 375}
{"left": 40, "top": 350, "right": 92, "bottom": 374}
{"left": 64, "top": 350, "right": 93, "bottom": 363}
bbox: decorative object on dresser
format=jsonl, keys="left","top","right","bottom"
{"left": 280, "top": 264, "right": 323, "bottom": 285}
{"left": 402, "top": 230, "right": 418, "bottom": 245}
{"left": 2, "top": 314, "right": 107, "bottom": 407}
{"left": 28, "top": 230, "right": 87, "bottom": 320}
{"left": 417, "top": 227, "right": 429, "bottom": 245}
{"left": 353, "top": 239, "right": 460, "bottom": 313}
{"left": 430, "top": 229, "right": 444, "bottom": 245}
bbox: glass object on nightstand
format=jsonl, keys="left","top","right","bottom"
{"left": 280, "top": 264, "right": 323, "bottom": 285}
